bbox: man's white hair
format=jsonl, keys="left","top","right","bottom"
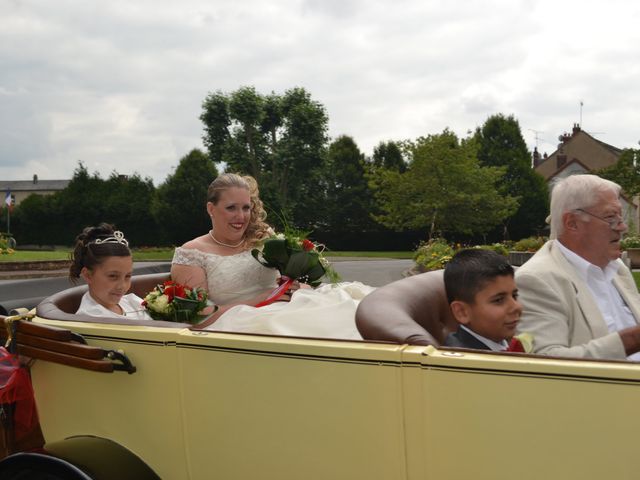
{"left": 549, "top": 174, "right": 621, "bottom": 239}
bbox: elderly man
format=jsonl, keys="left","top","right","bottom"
{"left": 516, "top": 174, "right": 640, "bottom": 360}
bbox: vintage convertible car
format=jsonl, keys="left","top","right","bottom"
{"left": 0, "top": 271, "right": 638, "bottom": 479}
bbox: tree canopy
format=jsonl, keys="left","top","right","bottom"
{"left": 153, "top": 149, "right": 219, "bottom": 245}
{"left": 370, "top": 129, "right": 518, "bottom": 239}
{"left": 597, "top": 148, "right": 640, "bottom": 197}
{"left": 372, "top": 141, "right": 406, "bottom": 172}
{"left": 321, "top": 135, "right": 377, "bottom": 233}
{"left": 201, "top": 86, "right": 329, "bottom": 228}
{"left": 474, "top": 114, "right": 549, "bottom": 239}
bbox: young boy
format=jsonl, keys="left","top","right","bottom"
{"left": 443, "top": 249, "right": 523, "bottom": 351}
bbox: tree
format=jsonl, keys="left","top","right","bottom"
{"left": 200, "top": 86, "right": 329, "bottom": 228}
{"left": 474, "top": 114, "right": 549, "bottom": 240}
{"left": 372, "top": 141, "right": 406, "bottom": 172}
{"left": 370, "top": 130, "right": 518, "bottom": 239}
{"left": 12, "top": 162, "right": 161, "bottom": 246}
{"left": 597, "top": 148, "right": 640, "bottom": 197}
{"left": 102, "top": 173, "right": 158, "bottom": 245}
{"left": 322, "top": 135, "right": 377, "bottom": 232}
{"left": 153, "top": 149, "right": 219, "bottom": 245}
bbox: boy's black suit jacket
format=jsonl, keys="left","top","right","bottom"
{"left": 444, "top": 326, "right": 492, "bottom": 350}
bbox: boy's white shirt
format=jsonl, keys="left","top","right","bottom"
{"left": 460, "top": 325, "right": 508, "bottom": 351}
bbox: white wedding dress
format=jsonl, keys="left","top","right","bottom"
{"left": 172, "top": 247, "right": 375, "bottom": 339}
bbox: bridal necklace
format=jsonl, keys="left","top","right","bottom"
{"left": 209, "top": 230, "right": 244, "bottom": 248}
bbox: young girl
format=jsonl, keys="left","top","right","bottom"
{"left": 69, "top": 223, "right": 151, "bottom": 319}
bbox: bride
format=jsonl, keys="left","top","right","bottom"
{"left": 170, "top": 173, "right": 374, "bottom": 340}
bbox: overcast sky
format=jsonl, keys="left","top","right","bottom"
{"left": 1, "top": 0, "right": 639, "bottom": 186}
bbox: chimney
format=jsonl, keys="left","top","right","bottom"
{"left": 572, "top": 123, "right": 581, "bottom": 135}
{"left": 532, "top": 147, "right": 541, "bottom": 168}
{"left": 33, "top": 174, "right": 38, "bottom": 184}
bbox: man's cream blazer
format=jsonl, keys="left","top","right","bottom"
{"left": 515, "top": 240, "right": 640, "bottom": 359}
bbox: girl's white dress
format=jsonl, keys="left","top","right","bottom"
{"left": 77, "top": 292, "right": 152, "bottom": 320}
{"left": 172, "top": 248, "right": 374, "bottom": 339}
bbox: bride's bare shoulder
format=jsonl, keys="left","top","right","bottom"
{"left": 181, "top": 235, "right": 211, "bottom": 250}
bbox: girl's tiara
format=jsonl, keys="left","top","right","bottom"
{"left": 90, "top": 231, "right": 129, "bottom": 247}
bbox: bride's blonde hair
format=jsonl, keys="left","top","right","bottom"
{"left": 207, "top": 173, "right": 271, "bottom": 248}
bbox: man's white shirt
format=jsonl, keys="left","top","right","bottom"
{"left": 556, "top": 239, "right": 640, "bottom": 361}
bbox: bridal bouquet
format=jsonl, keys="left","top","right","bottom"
{"left": 252, "top": 229, "right": 340, "bottom": 307}
{"left": 142, "top": 280, "right": 211, "bottom": 324}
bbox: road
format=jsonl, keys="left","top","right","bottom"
{"left": 331, "top": 258, "right": 413, "bottom": 287}
{"left": 0, "top": 262, "right": 171, "bottom": 314}
{"left": 0, "top": 259, "right": 414, "bottom": 314}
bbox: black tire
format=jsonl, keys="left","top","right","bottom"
{"left": 0, "top": 452, "right": 92, "bottom": 480}
{"left": 0, "top": 436, "right": 161, "bottom": 480}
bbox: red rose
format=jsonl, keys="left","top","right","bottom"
{"left": 302, "top": 239, "right": 315, "bottom": 251}
{"left": 164, "top": 285, "right": 175, "bottom": 301}
{"left": 175, "top": 285, "right": 186, "bottom": 298}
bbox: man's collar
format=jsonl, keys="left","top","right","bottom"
{"left": 555, "top": 239, "right": 619, "bottom": 282}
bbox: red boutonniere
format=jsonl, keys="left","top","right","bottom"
{"left": 506, "top": 333, "right": 534, "bottom": 353}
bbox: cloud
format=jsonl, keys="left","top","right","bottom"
{"left": 1, "top": 0, "right": 639, "bottom": 186}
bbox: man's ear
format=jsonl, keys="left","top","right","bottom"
{"left": 450, "top": 300, "right": 471, "bottom": 325}
{"left": 563, "top": 211, "right": 579, "bottom": 232}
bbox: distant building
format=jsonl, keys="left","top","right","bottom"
{"left": 1, "top": 175, "right": 70, "bottom": 207}
{"left": 533, "top": 123, "right": 638, "bottom": 230}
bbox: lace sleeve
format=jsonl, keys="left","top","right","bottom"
{"left": 172, "top": 247, "right": 206, "bottom": 269}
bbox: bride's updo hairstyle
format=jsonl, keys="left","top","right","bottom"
{"left": 207, "top": 173, "right": 271, "bottom": 248}
{"left": 69, "top": 223, "right": 131, "bottom": 283}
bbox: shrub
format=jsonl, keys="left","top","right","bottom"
{"left": 475, "top": 243, "right": 509, "bottom": 257}
{"left": 0, "top": 235, "right": 15, "bottom": 255}
{"left": 512, "top": 236, "right": 546, "bottom": 253}
{"left": 413, "top": 238, "right": 455, "bottom": 271}
{"left": 621, "top": 235, "right": 640, "bottom": 250}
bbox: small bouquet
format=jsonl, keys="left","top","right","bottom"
{"left": 252, "top": 229, "right": 340, "bottom": 307}
{"left": 142, "top": 280, "right": 211, "bottom": 324}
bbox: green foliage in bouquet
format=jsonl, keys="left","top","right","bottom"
{"left": 142, "top": 280, "right": 210, "bottom": 324}
{"left": 252, "top": 228, "right": 340, "bottom": 287}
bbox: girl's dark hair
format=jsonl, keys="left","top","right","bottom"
{"left": 69, "top": 223, "right": 131, "bottom": 282}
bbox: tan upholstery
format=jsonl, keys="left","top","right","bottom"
{"left": 355, "top": 270, "right": 457, "bottom": 346}
{"left": 35, "top": 272, "right": 189, "bottom": 327}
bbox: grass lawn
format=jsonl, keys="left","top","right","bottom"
{"left": 0, "top": 248, "right": 413, "bottom": 262}
{"left": 633, "top": 271, "right": 640, "bottom": 290}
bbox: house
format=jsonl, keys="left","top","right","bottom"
{"left": 1, "top": 175, "right": 70, "bottom": 207}
{"left": 533, "top": 123, "right": 638, "bottom": 229}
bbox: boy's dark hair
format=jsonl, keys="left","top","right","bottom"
{"left": 444, "top": 249, "right": 514, "bottom": 304}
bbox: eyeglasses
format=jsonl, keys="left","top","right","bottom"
{"left": 575, "top": 208, "right": 626, "bottom": 230}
